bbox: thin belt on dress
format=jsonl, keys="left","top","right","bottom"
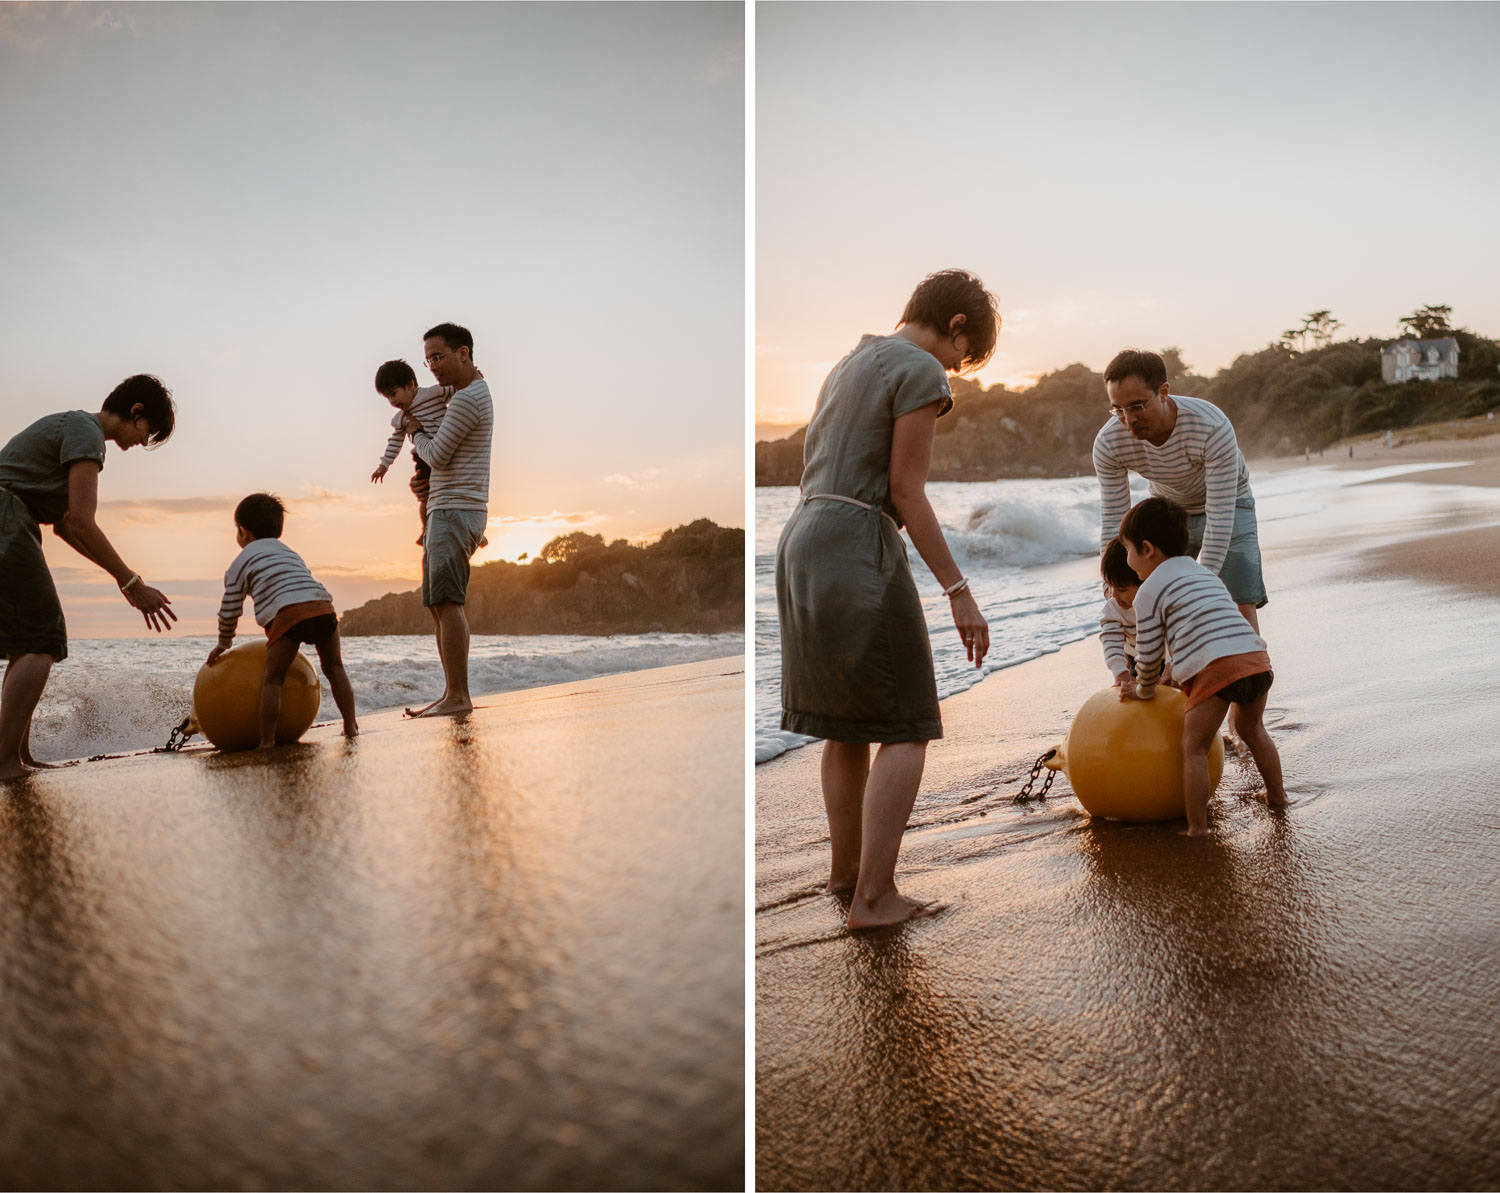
{"left": 801, "top": 492, "right": 898, "bottom": 528}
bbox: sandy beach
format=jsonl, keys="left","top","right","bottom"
{"left": 0, "top": 656, "right": 745, "bottom": 1191}
{"left": 755, "top": 438, "right": 1500, "bottom": 1190}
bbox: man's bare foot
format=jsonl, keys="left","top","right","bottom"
{"left": 846, "top": 891, "right": 944, "bottom": 931}
{"left": 410, "top": 698, "right": 474, "bottom": 718}
{"left": 343, "top": 722, "right": 360, "bottom": 738}
{"left": 0, "top": 759, "right": 36, "bottom": 782}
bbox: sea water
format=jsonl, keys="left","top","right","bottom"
{"left": 25, "top": 631, "right": 744, "bottom": 761}
{"left": 754, "top": 461, "right": 1489, "bottom": 763}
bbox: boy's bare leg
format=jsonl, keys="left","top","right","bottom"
{"left": 821, "top": 740, "right": 870, "bottom": 893}
{"left": 411, "top": 602, "right": 473, "bottom": 717}
{"left": 313, "top": 631, "right": 359, "bottom": 737}
{"left": 1235, "top": 691, "right": 1287, "bottom": 806}
{"left": 416, "top": 495, "right": 428, "bottom": 546}
{"left": 847, "top": 741, "right": 939, "bottom": 930}
{"left": 1182, "top": 698, "right": 1230, "bottom": 836}
{"left": 404, "top": 605, "right": 447, "bottom": 717}
{"left": 0, "top": 654, "right": 52, "bottom": 781}
{"left": 258, "top": 637, "right": 302, "bottom": 748}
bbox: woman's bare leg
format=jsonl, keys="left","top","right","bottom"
{"left": 821, "top": 740, "right": 870, "bottom": 893}
{"left": 847, "top": 740, "right": 932, "bottom": 930}
{"left": 0, "top": 654, "right": 52, "bottom": 780}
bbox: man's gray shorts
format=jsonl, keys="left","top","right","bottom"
{"left": 1188, "top": 495, "right": 1268, "bottom": 608}
{"left": 422, "top": 509, "right": 487, "bottom": 607}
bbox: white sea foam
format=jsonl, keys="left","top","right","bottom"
{"left": 755, "top": 462, "right": 1495, "bottom": 763}
{"left": 24, "top": 632, "right": 744, "bottom": 762}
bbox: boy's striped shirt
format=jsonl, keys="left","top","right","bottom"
{"left": 1094, "top": 395, "right": 1251, "bottom": 576}
{"left": 411, "top": 377, "right": 492, "bottom": 512}
{"left": 378, "top": 384, "right": 453, "bottom": 469}
{"left": 1099, "top": 595, "right": 1137, "bottom": 679}
{"left": 1132, "top": 555, "right": 1267, "bottom": 699}
{"left": 218, "top": 538, "right": 334, "bottom": 645}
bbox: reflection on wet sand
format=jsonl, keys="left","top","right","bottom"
{"left": 756, "top": 478, "right": 1500, "bottom": 1190}
{"left": 1, "top": 657, "right": 744, "bottom": 1190}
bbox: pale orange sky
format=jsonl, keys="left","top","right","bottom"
{"left": 2, "top": 4, "right": 744, "bottom": 637}
{"left": 757, "top": 3, "right": 1500, "bottom": 429}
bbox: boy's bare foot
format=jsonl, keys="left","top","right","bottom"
{"left": 1179, "top": 826, "right": 1211, "bottom": 838}
{"left": 257, "top": 740, "right": 275, "bottom": 750}
{"left": 846, "top": 891, "right": 944, "bottom": 931}
{"left": 410, "top": 698, "right": 474, "bottom": 718}
{"left": 1256, "top": 788, "right": 1288, "bottom": 808}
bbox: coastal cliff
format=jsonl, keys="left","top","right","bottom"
{"left": 757, "top": 331, "right": 1500, "bottom": 486}
{"left": 340, "top": 519, "right": 743, "bottom": 636}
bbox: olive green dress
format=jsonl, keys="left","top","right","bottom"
{"left": 775, "top": 334, "right": 953, "bottom": 742}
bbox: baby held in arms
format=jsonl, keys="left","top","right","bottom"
{"left": 1114, "top": 497, "right": 1286, "bottom": 835}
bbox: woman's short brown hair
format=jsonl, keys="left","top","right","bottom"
{"left": 899, "top": 269, "right": 1000, "bottom": 372}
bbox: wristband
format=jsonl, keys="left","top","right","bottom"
{"left": 943, "top": 576, "right": 970, "bottom": 598}
{"left": 120, "top": 573, "right": 143, "bottom": 594}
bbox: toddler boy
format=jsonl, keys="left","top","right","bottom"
{"left": 207, "top": 493, "right": 359, "bottom": 746}
{"left": 370, "top": 359, "right": 452, "bottom": 545}
{"left": 1117, "top": 496, "right": 1286, "bottom": 834}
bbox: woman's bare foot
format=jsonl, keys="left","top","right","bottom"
{"left": 411, "top": 697, "right": 474, "bottom": 718}
{"left": 403, "top": 697, "right": 442, "bottom": 718}
{"left": 342, "top": 722, "right": 360, "bottom": 738}
{"left": 846, "top": 891, "right": 943, "bottom": 931}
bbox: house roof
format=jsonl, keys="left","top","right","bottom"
{"left": 1381, "top": 337, "right": 1459, "bottom": 356}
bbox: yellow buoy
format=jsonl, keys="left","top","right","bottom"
{"left": 191, "top": 640, "right": 321, "bottom": 752}
{"left": 1043, "top": 686, "right": 1224, "bottom": 822}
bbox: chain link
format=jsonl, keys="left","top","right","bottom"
{"left": 154, "top": 716, "right": 195, "bottom": 754}
{"left": 1012, "top": 749, "right": 1058, "bottom": 804}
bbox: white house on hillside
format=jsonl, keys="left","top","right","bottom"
{"left": 1381, "top": 337, "right": 1459, "bottom": 383}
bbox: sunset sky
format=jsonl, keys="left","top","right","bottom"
{"left": 1, "top": 2, "right": 743, "bottom": 636}
{"left": 757, "top": 1, "right": 1500, "bottom": 431}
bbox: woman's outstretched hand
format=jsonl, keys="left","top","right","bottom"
{"left": 125, "top": 582, "right": 177, "bottom": 632}
{"left": 950, "top": 589, "right": 988, "bottom": 667}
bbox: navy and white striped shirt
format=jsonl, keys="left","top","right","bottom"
{"left": 411, "top": 377, "right": 492, "bottom": 513}
{"left": 377, "top": 384, "right": 453, "bottom": 470}
{"left": 217, "top": 538, "right": 333, "bottom": 646}
{"left": 1099, "top": 595, "right": 1137, "bottom": 679}
{"left": 1094, "top": 395, "right": 1252, "bottom": 576}
{"left": 1132, "top": 555, "right": 1267, "bottom": 699}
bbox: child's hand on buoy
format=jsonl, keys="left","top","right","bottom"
{"left": 1116, "top": 676, "right": 1138, "bottom": 701}
{"left": 205, "top": 644, "right": 229, "bottom": 667}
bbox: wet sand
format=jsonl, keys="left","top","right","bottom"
{"left": 1, "top": 656, "right": 744, "bottom": 1191}
{"left": 755, "top": 468, "right": 1500, "bottom": 1190}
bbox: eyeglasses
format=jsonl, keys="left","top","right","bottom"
{"left": 424, "top": 350, "right": 450, "bottom": 367}
{"left": 1108, "top": 396, "right": 1156, "bottom": 420}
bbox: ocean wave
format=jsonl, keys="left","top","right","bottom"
{"left": 25, "top": 632, "right": 744, "bottom": 763}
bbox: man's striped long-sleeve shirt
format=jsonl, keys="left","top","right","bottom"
{"left": 1094, "top": 395, "right": 1252, "bottom": 577}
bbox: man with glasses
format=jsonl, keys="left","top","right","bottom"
{"left": 1093, "top": 348, "right": 1266, "bottom": 630}
{"left": 402, "top": 322, "right": 493, "bottom": 718}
